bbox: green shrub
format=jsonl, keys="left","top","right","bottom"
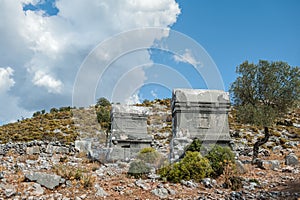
{"left": 139, "top": 147, "right": 156, "bottom": 154}
{"left": 142, "top": 99, "right": 151, "bottom": 107}
{"left": 59, "top": 106, "right": 71, "bottom": 112}
{"left": 205, "top": 145, "right": 235, "bottom": 177}
{"left": 32, "top": 111, "right": 41, "bottom": 117}
{"left": 127, "top": 160, "right": 151, "bottom": 178}
{"left": 50, "top": 108, "right": 58, "bottom": 113}
{"left": 185, "top": 138, "right": 203, "bottom": 152}
{"left": 158, "top": 151, "right": 212, "bottom": 183}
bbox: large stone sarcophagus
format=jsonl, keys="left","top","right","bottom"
{"left": 108, "top": 105, "right": 152, "bottom": 161}
{"left": 170, "top": 89, "right": 231, "bottom": 161}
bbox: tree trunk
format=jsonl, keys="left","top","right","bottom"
{"left": 252, "top": 126, "right": 270, "bottom": 164}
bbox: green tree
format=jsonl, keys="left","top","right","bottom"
{"left": 96, "top": 97, "right": 111, "bottom": 138}
{"left": 97, "top": 106, "right": 111, "bottom": 131}
{"left": 230, "top": 60, "right": 300, "bottom": 162}
{"left": 96, "top": 97, "right": 111, "bottom": 107}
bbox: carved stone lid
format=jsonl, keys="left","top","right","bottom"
{"left": 111, "top": 105, "right": 150, "bottom": 115}
{"left": 172, "top": 89, "right": 229, "bottom": 103}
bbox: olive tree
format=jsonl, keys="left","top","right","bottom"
{"left": 230, "top": 60, "right": 300, "bottom": 162}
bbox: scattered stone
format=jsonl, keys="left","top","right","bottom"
{"left": 55, "top": 147, "right": 69, "bottom": 154}
{"left": 285, "top": 153, "right": 299, "bottom": 166}
{"left": 181, "top": 180, "right": 198, "bottom": 188}
{"left": 26, "top": 146, "right": 40, "bottom": 155}
{"left": 147, "top": 173, "right": 161, "bottom": 180}
{"left": 229, "top": 191, "right": 244, "bottom": 200}
{"left": 135, "top": 179, "right": 150, "bottom": 190}
{"left": 25, "top": 172, "right": 62, "bottom": 189}
{"left": 95, "top": 184, "right": 109, "bottom": 197}
{"left": 113, "top": 186, "right": 124, "bottom": 193}
{"left": 151, "top": 187, "right": 169, "bottom": 199}
{"left": 201, "top": 178, "right": 214, "bottom": 188}
{"left": 257, "top": 160, "right": 280, "bottom": 170}
{"left": 235, "top": 160, "right": 247, "bottom": 174}
{"left": 166, "top": 187, "right": 176, "bottom": 195}
{"left": 5, "top": 188, "right": 16, "bottom": 198}
{"left": 282, "top": 166, "right": 294, "bottom": 173}
{"left": 256, "top": 171, "right": 266, "bottom": 176}
{"left": 32, "top": 183, "right": 44, "bottom": 195}
{"left": 0, "top": 171, "right": 4, "bottom": 179}
{"left": 215, "top": 189, "right": 223, "bottom": 195}
{"left": 259, "top": 149, "right": 270, "bottom": 157}
{"left": 272, "top": 145, "right": 282, "bottom": 153}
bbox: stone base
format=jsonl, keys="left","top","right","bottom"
{"left": 170, "top": 137, "right": 231, "bottom": 162}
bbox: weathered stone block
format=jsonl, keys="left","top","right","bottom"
{"left": 108, "top": 105, "right": 152, "bottom": 161}
{"left": 170, "top": 89, "right": 231, "bottom": 160}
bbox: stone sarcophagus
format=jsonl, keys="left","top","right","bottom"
{"left": 108, "top": 105, "right": 152, "bottom": 161}
{"left": 170, "top": 89, "right": 231, "bottom": 161}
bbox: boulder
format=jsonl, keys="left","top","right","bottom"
{"left": 285, "top": 153, "right": 299, "bottom": 166}
{"left": 25, "top": 172, "right": 62, "bottom": 189}
{"left": 151, "top": 187, "right": 169, "bottom": 199}
{"left": 257, "top": 160, "right": 280, "bottom": 170}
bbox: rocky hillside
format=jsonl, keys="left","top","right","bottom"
{"left": 0, "top": 100, "right": 300, "bottom": 199}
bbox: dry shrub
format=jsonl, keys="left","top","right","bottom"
{"left": 222, "top": 160, "right": 240, "bottom": 190}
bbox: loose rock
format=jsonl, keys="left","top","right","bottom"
{"left": 25, "top": 172, "right": 62, "bottom": 190}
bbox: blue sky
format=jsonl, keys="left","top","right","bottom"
{"left": 172, "top": 0, "right": 300, "bottom": 90}
{"left": 140, "top": 0, "right": 300, "bottom": 100}
{"left": 0, "top": 0, "right": 299, "bottom": 124}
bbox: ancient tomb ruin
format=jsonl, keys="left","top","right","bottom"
{"left": 170, "top": 89, "right": 231, "bottom": 161}
{"left": 107, "top": 105, "right": 152, "bottom": 161}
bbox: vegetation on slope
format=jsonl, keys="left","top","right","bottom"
{"left": 0, "top": 109, "right": 77, "bottom": 144}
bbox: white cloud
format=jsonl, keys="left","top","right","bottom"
{"left": 125, "top": 93, "right": 141, "bottom": 105}
{"left": 151, "top": 90, "right": 158, "bottom": 99}
{"left": 0, "top": 67, "right": 15, "bottom": 92}
{"left": 174, "top": 49, "right": 202, "bottom": 67}
{"left": 0, "top": 0, "right": 181, "bottom": 123}
{"left": 32, "top": 70, "right": 63, "bottom": 93}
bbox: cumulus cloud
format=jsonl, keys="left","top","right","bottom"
{"left": 174, "top": 49, "right": 202, "bottom": 67}
{"left": 32, "top": 70, "right": 63, "bottom": 93}
{"left": 0, "top": 0, "right": 181, "bottom": 123}
{"left": 0, "top": 67, "right": 15, "bottom": 92}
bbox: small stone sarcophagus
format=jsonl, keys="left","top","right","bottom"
{"left": 108, "top": 105, "right": 152, "bottom": 161}
{"left": 170, "top": 89, "right": 231, "bottom": 161}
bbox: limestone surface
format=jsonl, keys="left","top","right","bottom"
{"left": 170, "top": 89, "right": 231, "bottom": 160}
